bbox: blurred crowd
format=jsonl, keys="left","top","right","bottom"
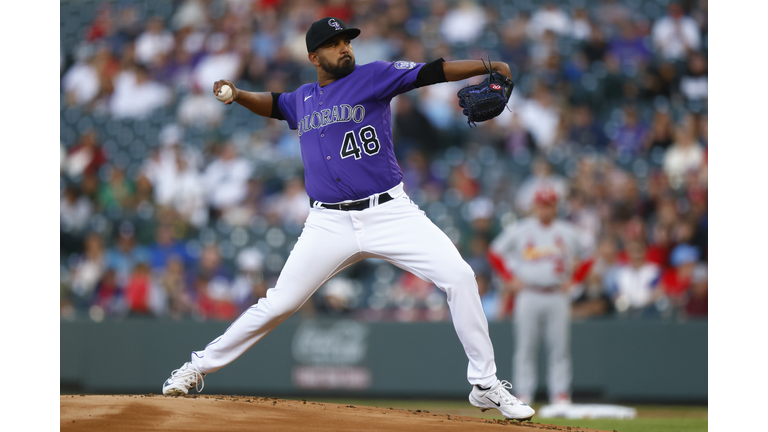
{"left": 60, "top": 0, "right": 707, "bottom": 322}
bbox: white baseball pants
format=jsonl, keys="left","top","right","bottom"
{"left": 189, "top": 184, "right": 499, "bottom": 388}
{"left": 512, "top": 289, "right": 571, "bottom": 401}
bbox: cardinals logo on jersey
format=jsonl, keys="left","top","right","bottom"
{"left": 522, "top": 245, "right": 562, "bottom": 261}
{"left": 521, "top": 238, "right": 565, "bottom": 261}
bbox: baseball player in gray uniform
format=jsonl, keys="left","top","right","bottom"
{"left": 488, "top": 187, "right": 593, "bottom": 406}
{"left": 161, "top": 17, "right": 534, "bottom": 421}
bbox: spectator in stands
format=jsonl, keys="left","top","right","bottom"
{"left": 600, "top": 53, "right": 626, "bottom": 103}
{"left": 177, "top": 81, "right": 225, "bottom": 129}
{"left": 60, "top": 185, "right": 93, "bottom": 255}
{"left": 97, "top": 166, "right": 136, "bottom": 211}
{"left": 594, "top": 0, "right": 632, "bottom": 28}
{"left": 80, "top": 173, "right": 101, "bottom": 204}
{"left": 134, "top": 16, "right": 175, "bottom": 66}
{"left": 440, "top": 0, "right": 487, "bottom": 46}
{"left": 642, "top": 61, "right": 678, "bottom": 100}
{"left": 391, "top": 270, "right": 445, "bottom": 322}
{"left": 570, "top": 8, "right": 592, "bottom": 41}
{"left": 518, "top": 85, "right": 560, "bottom": 152}
{"left": 267, "top": 177, "right": 310, "bottom": 228}
{"left": 64, "top": 129, "right": 107, "bottom": 179}
{"left": 646, "top": 223, "right": 673, "bottom": 268}
{"left": 588, "top": 236, "right": 622, "bottom": 296}
{"left": 529, "top": 30, "right": 558, "bottom": 70}
{"left": 318, "top": 278, "right": 358, "bottom": 316}
{"left": 448, "top": 163, "right": 481, "bottom": 201}
{"left": 105, "top": 222, "right": 150, "bottom": 287}
{"left": 645, "top": 109, "right": 676, "bottom": 155}
{"left": 679, "top": 52, "right": 708, "bottom": 102}
{"left": 688, "top": 187, "right": 708, "bottom": 262}
{"left": 478, "top": 270, "right": 503, "bottom": 322}
{"left": 109, "top": 63, "right": 172, "bottom": 119}
{"left": 658, "top": 243, "right": 698, "bottom": 310}
{"left": 92, "top": 268, "right": 125, "bottom": 317}
{"left": 505, "top": 112, "right": 537, "bottom": 156}
{"left": 612, "top": 240, "right": 663, "bottom": 316}
{"left": 528, "top": 2, "right": 572, "bottom": 39}
{"left": 158, "top": 255, "right": 195, "bottom": 320}
{"left": 499, "top": 15, "right": 531, "bottom": 71}
{"left": 651, "top": 2, "right": 701, "bottom": 61}
{"left": 608, "top": 20, "right": 652, "bottom": 71}
{"left": 168, "top": 152, "right": 208, "bottom": 229}
{"left": 566, "top": 105, "right": 607, "bottom": 151}
{"left": 663, "top": 124, "right": 705, "bottom": 189}
{"left": 465, "top": 234, "right": 503, "bottom": 321}
{"left": 171, "top": 0, "right": 208, "bottom": 31}
{"left": 109, "top": 4, "right": 144, "bottom": 54}
{"left": 123, "top": 262, "right": 156, "bottom": 316}
{"left": 62, "top": 45, "right": 100, "bottom": 107}
{"left": 148, "top": 224, "right": 192, "bottom": 272}
{"left": 566, "top": 192, "right": 601, "bottom": 253}
{"left": 351, "top": 18, "right": 393, "bottom": 65}
{"left": 203, "top": 142, "right": 253, "bottom": 220}
{"left": 191, "top": 245, "right": 237, "bottom": 321}
{"left": 193, "top": 32, "right": 243, "bottom": 90}
{"left": 610, "top": 106, "right": 648, "bottom": 157}
{"left": 684, "top": 263, "right": 707, "bottom": 317}
{"left": 69, "top": 233, "right": 107, "bottom": 310}
{"left": 697, "top": 113, "right": 708, "bottom": 148}
{"left": 581, "top": 23, "right": 608, "bottom": 64}
{"left": 231, "top": 248, "right": 267, "bottom": 313}
{"left": 393, "top": 94, "right": 440, "bottom": 158}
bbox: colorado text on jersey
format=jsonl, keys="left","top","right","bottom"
{"left": 296, "top": 104, "right": 366, "bottom": 137}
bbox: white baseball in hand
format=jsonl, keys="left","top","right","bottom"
{"left": 216, "top": 84, "right": 233, "bottom": 102}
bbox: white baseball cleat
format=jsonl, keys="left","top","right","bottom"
{"left": 162, "top": 362, "right": 206, "bottom": 396}
{"left": 469, "top": 380, "right": 536, "bottom": 421}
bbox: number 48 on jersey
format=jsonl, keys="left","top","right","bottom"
{"left": 340, "top": 125, "right": 381, "bottom": 160}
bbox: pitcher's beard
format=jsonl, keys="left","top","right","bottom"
{"left": 321, "top": 56, "right": 355, "bottom": 79}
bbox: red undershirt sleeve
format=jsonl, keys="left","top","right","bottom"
{"left": 571, "top": 258, "right": 595, "bottom": 283}
{"left": 487, "top": 250, "right": 514, "bottom": 282}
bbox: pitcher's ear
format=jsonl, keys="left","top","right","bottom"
{"left": 308, "top": 52, "right": 320, "bottom": 66}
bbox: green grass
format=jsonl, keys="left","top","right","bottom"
{"left": 298, "top": 398, "right": 707, "bottom": 432}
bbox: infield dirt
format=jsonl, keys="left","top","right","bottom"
{"left": 61, "top": 394, "right": 612, "bottom": 431}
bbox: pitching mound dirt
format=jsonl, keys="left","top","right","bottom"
{"left": 60, "top": 395, "right": 611, "bottom": 431}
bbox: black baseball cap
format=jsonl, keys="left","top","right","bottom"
{"left": 305, "top": 17, "right": 361, "bottom": 53}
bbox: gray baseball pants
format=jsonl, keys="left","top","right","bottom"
{"left": 512, "top": 289, "right": 571, "bottom": 402}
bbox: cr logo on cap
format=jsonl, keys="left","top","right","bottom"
{"left": 328, "top": 19, "right": 342, "bottom": 30}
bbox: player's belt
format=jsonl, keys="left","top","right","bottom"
{"left": 309, "top": 193, "right": 393, "bottom": 211}
{"left": 528, "top": 285, "right": 559, "bottom": 293}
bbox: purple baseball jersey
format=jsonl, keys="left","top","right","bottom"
{"left": 278, "top": 60, "right": 424, "bottom": 203}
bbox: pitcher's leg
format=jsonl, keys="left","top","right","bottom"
{"left": 513, "top": 291, "right": 541, "bottom": 402}
{"left": 360, "top": 198, "right": 497, "bottom": 387}
{"left": 545, "top": 294, "right": 572, "bottom": 401}
{"left": 190, "top": 210, "right": 361, "bottom": 373}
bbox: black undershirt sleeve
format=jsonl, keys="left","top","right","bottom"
{"left": 413, "top": 58, "right": 447, "bottom": 88}
{"left": 270, "top": 92, "right": 285, "bottom": 120}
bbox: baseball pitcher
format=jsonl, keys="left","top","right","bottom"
{"left": 488, "top": 188, "right": 593, "bottom": 405}
{"left": 161, "top": 17, "right": 533, "bottom": 421}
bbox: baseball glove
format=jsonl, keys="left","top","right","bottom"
{"left": 457, "top": 57, "right": 514, "bottom": 127}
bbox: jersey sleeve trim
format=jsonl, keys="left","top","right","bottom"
{"left": 413, "top": 58, "right": 447, "bottom": 88}
{"left": 270, "top": 92, "right": 285, "bottom": 121}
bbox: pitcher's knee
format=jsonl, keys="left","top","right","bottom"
{"left": 442, "top": 262, "right": 478, "bottom": 292}
{"left": 257, "top": 297, "right": 301, "bottom": 322}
